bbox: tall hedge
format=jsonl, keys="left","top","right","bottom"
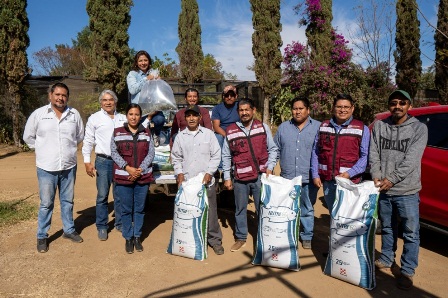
{"left": 250, "top": 0, "right": 283, "bottom": 122}
{"left": 0, "top": 0, "right": 30, "bottom": 146}
{"left": 394, "top": 0, "right": 422, "bottom": 98}
{"left": 86, "top": 0, "right": 133, "bottom": 94}
{"left": 176, "top": 0, "right": 204, "bottom": 84}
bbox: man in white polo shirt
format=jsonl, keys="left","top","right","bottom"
{"left": 82, "top": 90, "right": 126, "bottom": 240}
{"left": 23, "top": 82, "right": 84, "bottom": 253}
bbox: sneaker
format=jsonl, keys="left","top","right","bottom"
{"left": 62, "top": 231, "right": 83, "bottom": 243}
{"left": 98, "top": 229, "right": 108, "bottom": 241}
{"left": 153, "top": 135, "right": 160, "bottom": 147}
{"left": 212, "top": 244, "right": 224, "bottom": 255}
{"left": 397, "top": 273, "right": 413, "bottom": 290}
{"left": 374, "top": 259, "right": 390, "bottom": 269}
{"left": 302, "top": 240, "right": 312, "bottom": 249}
{"left": 375, "top": 259, "right": 401, "bottom": 276}
{"left": 37, "top": 238, "right": 48, "bottom": 253}
{"left": 134, "top": 237, "right": 143, "bottom": 252}
{"left": 125, "top": 238, "right": 134, "bottom": 254}
{"left": 230, "top": 240, "right": 246, "bottom": 252}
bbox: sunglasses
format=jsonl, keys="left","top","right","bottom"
{"left": 389, "top": 100, "right": 409, "bottom": 107}
{"left": 223, "top": 91, "right": 236, "bottom": 98}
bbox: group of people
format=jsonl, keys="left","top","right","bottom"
{"left": 23, "top": 50, "right": 427, "bottom": 290}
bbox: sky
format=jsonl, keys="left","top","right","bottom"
{"left": 26, "top": 0, "right": 439, "bottom": 81}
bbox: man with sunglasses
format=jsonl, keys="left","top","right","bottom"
{"left": 211, "top": 85, "right": 240, "bottom": 170}
{"left": 311, "top": 93, "right": 370, "bottom": 212}
{"left": 369, "top": 90, "right": 428, "bottom": 291}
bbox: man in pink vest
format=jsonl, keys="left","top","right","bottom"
{"left": 222, "top": 98, "right": 278, "bottom": 252}
{"left": 311, "top": 93, "right": 370, "bottom": 211}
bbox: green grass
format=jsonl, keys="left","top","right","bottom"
{"left": 0, "top": 199, "right": 37, "bottom": 227}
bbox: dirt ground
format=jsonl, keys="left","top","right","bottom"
{"left": 0, "top": 145, "right": 447, "bottom": 297}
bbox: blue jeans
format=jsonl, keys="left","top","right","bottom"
{"left": 300, "top": 183, "right": 319, "bottom": 241}
{"left": 233, "top": 176, "right": 261, "bottom": 241}
{"left": 323, "top": 180, "right": 337, "bottom": 211}
{"left": 377, "top": 192, "right": 420, "bottom": 276}
{"left": 215, "top": 133, "right": 225, "bottom": 171}
{"left": 151, "top": 111, "right": 165, "bottom": 136}
{"left": 140, "top": 111, "right": 165, "bottom": 136}
{"left": 36, "top": 167, "right": 77, "bottom": 239}
{"left": 95, "top": 156, "right": 121, "bottom": 230}
{"left": 115, "top": 183, "right": 149, "bottom": 240}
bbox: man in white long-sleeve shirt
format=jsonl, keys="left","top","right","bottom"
{"left": 171, "top": 104, "right": 224, "bottom": 255}
{"left": 23, "top": 82, "right": 84, "bottom": 253}
{"left": 82, "top": 90, "right": 126, "bottom": 240}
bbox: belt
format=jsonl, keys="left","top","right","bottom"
{"left": 96, "top": 153, "right": 112, "bottom": 160}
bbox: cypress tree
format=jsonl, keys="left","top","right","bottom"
{"left": 176, "top": 0, "right": 204, "bottom": 84}
{"left": 0, "top": 0, "right": 30, "bottom": 146}
{"left": 394, "top": 0, "right": 422, "bottom": 98}
{"left": 305, "top": 0, "right": 333, "bottom": 66}
{"left": 435, "top": 0, "right": 448, "bottom": 104}
{"left": 250, "top": 0, "right": 283, "bottom": 123}
{"left": 86, "top": 0, "right": 133, "bottom": 94}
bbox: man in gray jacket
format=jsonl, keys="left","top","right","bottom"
{"left": 369, "top": 90, "right": 428, "bottom": 291}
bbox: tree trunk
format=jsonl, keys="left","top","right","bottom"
{"left": 10, "top": 91, "right": 22, "bottom": 147}
{"left": 263, "top": 94, "right": 270, "bottom": 125}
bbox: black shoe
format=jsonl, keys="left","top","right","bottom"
{"left": 397, "top": 273, "right": 413, "bottom": 290}
{"left": 62, "top": 231, "right": 83, "bottom": 243}
{"left": 125, "top": 238, "right": 134, "bottom": 254}
{"left": 98, "top": 229, "right": 108, "bottom": 241}
{"left": 134, "top": 237, "right": 143, "bottom": 252}
{"left": 212, "top": 244, "right": 224, "bottom": 255}
{"left": 37, "top": 238, "right": 48, "bottom": 253}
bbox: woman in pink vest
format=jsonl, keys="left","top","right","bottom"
{"left": 111, "top": 103, "right": 155, "bottom": 254}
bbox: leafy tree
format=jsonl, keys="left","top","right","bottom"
{"left": 33, "top": 45, "right": 83, "bottom": 75}
{"left": 86, "top": 0, "right": 133, "bottom": 94}
{"left": 284, "top": 1, "right": 354, "bottom": 116}
{"left": 250, "top": 0, "right": 283, "bottom": 123}
{"left": 152, "top": 53, "right": 180, "bottom": 79}
{"left": 0, "top": 0, "right": 30, "bottom": 146}
{"left": 420, "top": 65, "right": 436, "bottom": 90}
{"left": 203, "top": 54, "right": 225, "bottom": 80}
{"left": 71, "top": 26, "right": 93, "bottom": 71}
{"left": 176, "top": 0, "right": 204, "bottom": 84}
{"left": 394, "top": 0, "right": 422, "bottom": 98}
{"left": 434, "top": 0, "right": 448, "bottom": 104}
{"left": 32, "top": 26, "right": 92, "bottom": 76}
{"left": 282, "top": 1, "right": 394, "bottom": 123}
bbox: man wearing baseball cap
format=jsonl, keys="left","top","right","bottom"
{"left": 171, "top": 104, "right": 224, "bottom": 255}
{"left": 211, "top": 85, "right": 240, "bottom": 170}
{"left": 370, "top": 89, "right": 428, "bottom": 290}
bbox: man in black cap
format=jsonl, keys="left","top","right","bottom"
{"left": 171, "top": 104, "right": 225, "bottom": 255}
{"left": 370, "top": 90, "right": 428, "bottom": 290}
{"left": 211, "top": 85, "right": 240, "bottom": 170}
